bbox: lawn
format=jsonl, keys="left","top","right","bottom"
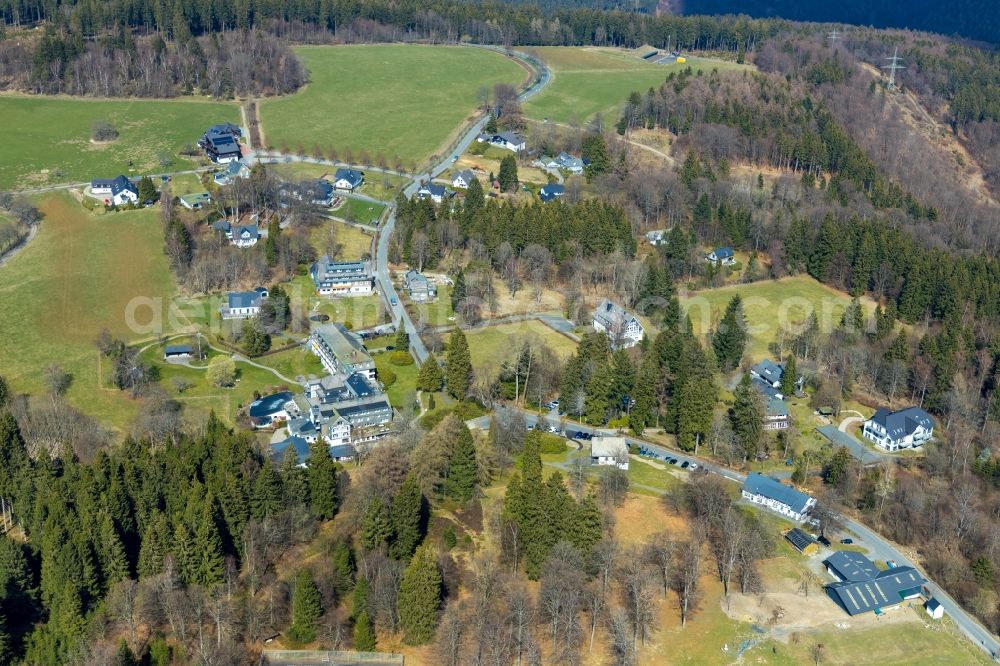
{"left": 309, "top": 220, "right": 374, "bottom": 260}
{"left": 466, "top": 320, "right": 577, "bottom": 371}
{"left": 253, "top": 345, "right": 326, "bottom": 381}
{"left": 0, "top": 96, "right": 239, "bottom": 190}
{"left": 680, "top": 276, "right": 871, "bottom": 361}
{"left": 258, "top": 45, "right": 527, "bottom": 166}
{"left": 336, "top": 198, "right": 386, "bottom": 226}
{"left": 410, "top": 284, "right": 454, "bottom": 328}
{"left": 287, "top": 275, "right": 387, "bottom": 331}
{"left": 0, "top": 193, "right": 179, "bottom": 429}
{"left": 524, "top": 46, "right": 746, "bottom": 124}
{"left": 374, "top": 352, "right": 420, "bottom": 411}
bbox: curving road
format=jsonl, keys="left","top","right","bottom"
{"left": 468, "top": 404, "right": 1000, "bottom": 660}
{"left": 375, "top": 46, "right": 552, "bottom": 365}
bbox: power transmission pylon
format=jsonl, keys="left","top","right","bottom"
{"left": 827, "top": 28, "right": 840, "bottom": 44}
{"left": 883, "top": 46, "right": 905, "bottom": 91}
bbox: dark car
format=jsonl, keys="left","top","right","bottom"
{"left": 840, "top": 538, "right": 854, "bottom": 545}
{"left": 668, "top": 458, "right": 678, "bottom": 465}
{"left": 680, "top": 461, "right": 690, "bottom": 469}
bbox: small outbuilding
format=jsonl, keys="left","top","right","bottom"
{"left": 925, "top": 598, "right": 944, "bottom": 620}
{"left": 163, "top": 344, "right": 193, "bottom": 360}
{"left": 785, "top": 528, "right": 819, "bottom": 555}
{"left": 591, "top": 436, "right": 629, "bottom": 470}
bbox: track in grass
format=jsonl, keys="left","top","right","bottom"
{"left": 0, "top": 96, "right": 239, "bottom": 190}
{"left": 258, "top": 45, "right": 527, "bottom": 167}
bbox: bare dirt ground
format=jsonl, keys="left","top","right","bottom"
{"left": 722, "top": 556, "right": 921, "bottom": 640}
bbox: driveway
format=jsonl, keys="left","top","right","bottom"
{"left": 817, "top": 425, "right": 889, "bottom": 466}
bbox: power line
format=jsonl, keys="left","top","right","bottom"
{"left": 883, "top": 46, "right": 905, "bottom": 91}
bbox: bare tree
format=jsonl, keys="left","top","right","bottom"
{"left": 606, "top": 607, "right": 636, "bottom": 666}
{"left": 671, "top": 535, "right": 703, "bottom": 626}
{"left": 618, "top": 549, "right": 656, "bottom": 648}
{"left": 644, "top": 531, "right": 674, "bottom": 597}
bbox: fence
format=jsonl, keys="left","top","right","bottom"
{"left": 259, "top": 650, "right": 404, "bottom": 665}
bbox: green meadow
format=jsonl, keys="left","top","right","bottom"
{"left": 0, "top": 96, "right": 239, "bottom": 189}
{"left": 258, "top": 45, "right": 527, "bottom": 166}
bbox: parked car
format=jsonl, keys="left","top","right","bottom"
{"left": 668, "top": 458, "right": 678, "bottom": 465}
{"left": 680, "top": 461, "right": 690, "bottom": 469}
{"left": 689, "top": 463, "right": 699, "bottom": 470}
{"left": 818, "top": 536, "right": 832, "bottom": 546}
{"left": 840, "top": 538, "right": 854, "bottom": 545}
{"left": 390, "top": 296, "right": 398, "bottom": 306}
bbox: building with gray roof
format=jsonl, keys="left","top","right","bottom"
{"left": 742, "top": 472, "right": 815, "bottom": 522}
{"left": 825, "top": 551, "right": 880, "bottom": 582}
{"left": 310, "top": 257, "right": 373, "bottom": 296}
{"left": 863, "top": 406, "right": 934, "bottom": 452}
{"left": 310, "top": 323, "right": 376, "bottom": 380}
{"left": 826, "top": 564, "right": 926, "bottom": 616}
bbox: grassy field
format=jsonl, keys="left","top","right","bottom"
{"left": 680, "top": 276, "right": 869, "bottom": 361}
{"left": 287, "top": 275, "right": 387, "bottom": 330}
{"left": 0, "top": 193, "right": 179, "bottom": 428}
{"left": 374, "top": 352, "right": 420, "bottom": 411}
{"left": 466, "top": 320, "right": 577, "bottom": 371}
{"left": 258, "top": 45, "right": 526, "bottom": 166}
{"left": 309, "top": 220, "right": 374, "bottom": 260}
{"left": 524, "top": 46, "right": 746, "bottom": 124}
{"left": 336, "top": 198, "right": 385, "bottom": 225}
{"left": 410, "top": 284, "right": 454, "bottom": 328}
{"left": 0, "top": 96, "right": 238, "bottom": 190}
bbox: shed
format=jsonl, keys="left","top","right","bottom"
{"left": 785, "top": 528, "right": 819, "bottom": 554}
{"left": 163, "top": 344, "right": 193, "bottom": 359}
{"left": 925, "top": 598, "right": 944, "bottom": 619}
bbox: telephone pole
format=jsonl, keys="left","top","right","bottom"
{"left": 883, "top": 46, "right": 905, "bottom": 91}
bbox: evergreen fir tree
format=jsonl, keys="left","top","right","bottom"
{"left": 136, "top": 176, "right": 157, "bottom": 202}
{"left": 250, "top": 462, "right": 283, "bottom": 521}
{"left": 677, "top": 374, "right": 716, "bottom": 452}
{"left": 113, "top": 639, "right": 138, "bottom": 666}
{"left": 712, "top": 295, "right": 748, "bottom": 371}
{"left": 395, "top": 328, "right": 410, "bottom": 351}
{"left": 306, "top": 440, "right": 339, "bottom": 520}
{"left": 731, "top": 374, "right": 765, "bottom": 461}
{"left": 498, "top": 154, "right": 518, "bottom": 191}
{"left": 99, "top": 513, "right": 129, "bottom": 586}
{"left": 353, "top": 610, "right": 376, "bottom": 651}
{"left": 331, "top": 541, "right": 355, "bottom": 593}
{"left": 281, "top": 445, "right": 310, "bottom": 507}
{"left": 390, "top": 474, "right": 427, "bottom": 560}
{"left": 416, "top": 354, "right": 444, "bottom": 392}
{"left": 192, "top": 498, "right": 224, "bottom": 587}
{"left": 398, "top": 546, "right": 442, "bottom": 645}
{"left": 444, "top": 425, "right": 477, "bottom": 503}
{"left": 450, "top": 269, "right": 466, "bottom": 313}
{"left": 352, "top": 576, "right": 369, "bottom": 621}
{"left": 567, "top": 495, "right": 603, "bottom": 557}
{"left": 584, "top": 362, "right": 613, "bottom": 425}
{"left": 464, "top": 177, "right": 485, "bottom": 217}
{"left": 780, "top": 355, "right": 798, "bottom": 398}
{"left": 582, "top": 133, "right": 611, "bottom": 181}
{"left": 137, "top": 512, "right": 169, "bottom": 579}
{"left": 288, "top": 568, "right": 323, "bottom": 644}
{"left": 361, "top": 497, "right": 393, "bottom": 551}
{"left": 445, "top": 329, "right": 472, "bottom": 399}
{"left": 629, "top": 355, "right": 658, "bottom": 435}
{"left": 0, "top": 375, "right": 8, "bottom": 407}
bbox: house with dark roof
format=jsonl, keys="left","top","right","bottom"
{"left": 330, "top": 444, "right": 357, "bottom": 462}
{"left": 593, "top": 299, "right": 644, "bottom": 349}
{"left": 207, "top": 123, "right": 242, "bottom": 138}
{"left": 248, "top": 392, "right": 298, "bottom": 428}
{"left": 539, "top": 183, "right": 564, "bottom": 203}
{"left": 825, "top": 559, "right": 926, "bottom": 616}
{"left": 705, "top": 246, "right": 736, "bottom": 266}
{"left": 91, "top": 176, "right": 139, "bottom": 206}
{"left": 404, "top": 269, "right": 437, "bottom": 302}
{"left": 220, "top": 287, "right": 268, "bottom": 319}
{"left": 862, "top": 407, "right": 934, "bottom": 452}
{"left": 925, "top": 597, "right": 944, "bottom": 619}
{"left": 417, "top": 182, "right": 452, "bottom": 204}
{"left": 214, "top": 159, "right": 250, "bottom": 186}
{"left": 742, "top": 472, "right": 815, "bottom": 522}
{"left": 200, "top": 130, "right": 242, "bottom": 163}
{"left": 751, "top": 359, "right": 784, "bottom": 388}
{"left": 231, "top": 224, "right": 260, "bottom": 248}
{"left": 280, "top": 179, "right": 335, "bottom": 207}
{"left": 310, "top": 257, "right": 374, "bottom": 296}
{"left": 452, "top": 169, "right": 477, "bottom": 189}
{"left": 479, "top": 131, "right": 526, "bottom": 152}
{"left": 333, "top": 168, "right": 365, "bottom": 191}
{"left": 785, "top": 528, "right": 818, "bottom": 554}
{"left": 765, "top": 397, "right": 790, "bottom": 431}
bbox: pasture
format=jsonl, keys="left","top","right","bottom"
{"left": 524, "top": 46, "right": 746, "bottom": 124}
{"left": 466, "top": 320, "right": 577, "bottom": 372}
{"left": 0, "top": 96, "right": 238, "bottom": 190}
{"left": 336, "top": 198, "right": 386, "bottom": 225}
{"left": 680, "top": 276, "right": 869, "bottom": 361}
{"left": 258, "top": 45, "right": 527, "bottom": 166}
{"left": 309, "top": 220, "right": 374, "bottom": 260}
{"left": 0, "top": 193, "right": 178, "bottom": 428}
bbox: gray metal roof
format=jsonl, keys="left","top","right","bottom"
{"left": 824, "top": 551, "right": 880, "bottom": 582}
{"left": 826, "top": 566, "right": 926, "bottom": 616}
{"left": 164, "top": 344, "right": 193, "bottom": 355}
{"left": 785, "top": 528, "right": 817, "bottom": 552}
{"left": 752, "top": 359, "right": 784, "bottom": 385}
{"left": 334, "top": 168, "right": 364, "bottom": 186}
{"left": 249, "top": 392, "right": 294, "bottom": 418}
{"left": 742, "top": 473, "right": 813, "bottom": 514}
{"left": 868, "top": 407, "right": 933, "bottom": 439}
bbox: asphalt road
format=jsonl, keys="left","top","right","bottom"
{"left": 469, "top": 403, "right": 1000, "bottom": 660}
{"left": 375, "top": 47, "right": 552, "bottom": 365}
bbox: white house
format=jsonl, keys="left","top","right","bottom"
{"left": 179, "top": 192, "right": 212, "bottom": 210}
{"left": 645, "top": 229, "right": 669, "bottom": 246}
{"left": 220, "top": 287, "right": 268, "bottom": 319}
{"left": 91, "top": 176, "right": 139, "bottom": 206}
{"left": 248, "top": 392, "right": 298, "bottom": 428}
{"left": 925, "top": 598, "right": 944, "bottom": 620}
{"left": 705, "top": 246, "right": 736, "bottom": 266}
{"left": 592, "top": 299, "right": 644, "bottom": 349}
{"left": 764, "top": 397, "right": 790, "bottom": 431}
{"left": 404, "top": 269, "right": 437, "bottom": 302}
{"left": 741, "top": 472, "right": 815, "bottom": 522}
{"left": 231, "top": 224, "right": 260, "bottom": 248}
{"left": 310, "top": 323, "right": 377, "bottom": 380}
{"left": 862, "top": 407, "right": 934, "bottom": 452}
{"left": 591, "top": 436, "right": 629, "bottom": 470}
{"left": 310, "top": 257, "right": 374, "bottom": 296}
{"left": 333, "top": 168, "right": 365, "bottom": 191}
{"left": 452, "top": 169, "right": 477, "bottom": 189}
{"left": 214, "top": 160, "right": 250, "bottom": 186}
{"left": 479, "top": 131, "right": 525, "bottom": 152}
{"left": 555, "top": 151, "right": 584, "bottom": 173}
{"left": 417, "top": 182, "right": 451, "bottom": 204}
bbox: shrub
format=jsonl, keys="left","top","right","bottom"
{"left": 442, "top": 526, "right": 457, "bottom": 550}
{"left": 389, "top": 350, "right": 414, "bottom": 366}
{"left": 538, "top": 433, "right": 568, "bottom": 454}
{"left": 379, "top": 366, "right": 397, "bottom": 388}
{"left": 91, "top": 120, "right": 119, "bottom": 142}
